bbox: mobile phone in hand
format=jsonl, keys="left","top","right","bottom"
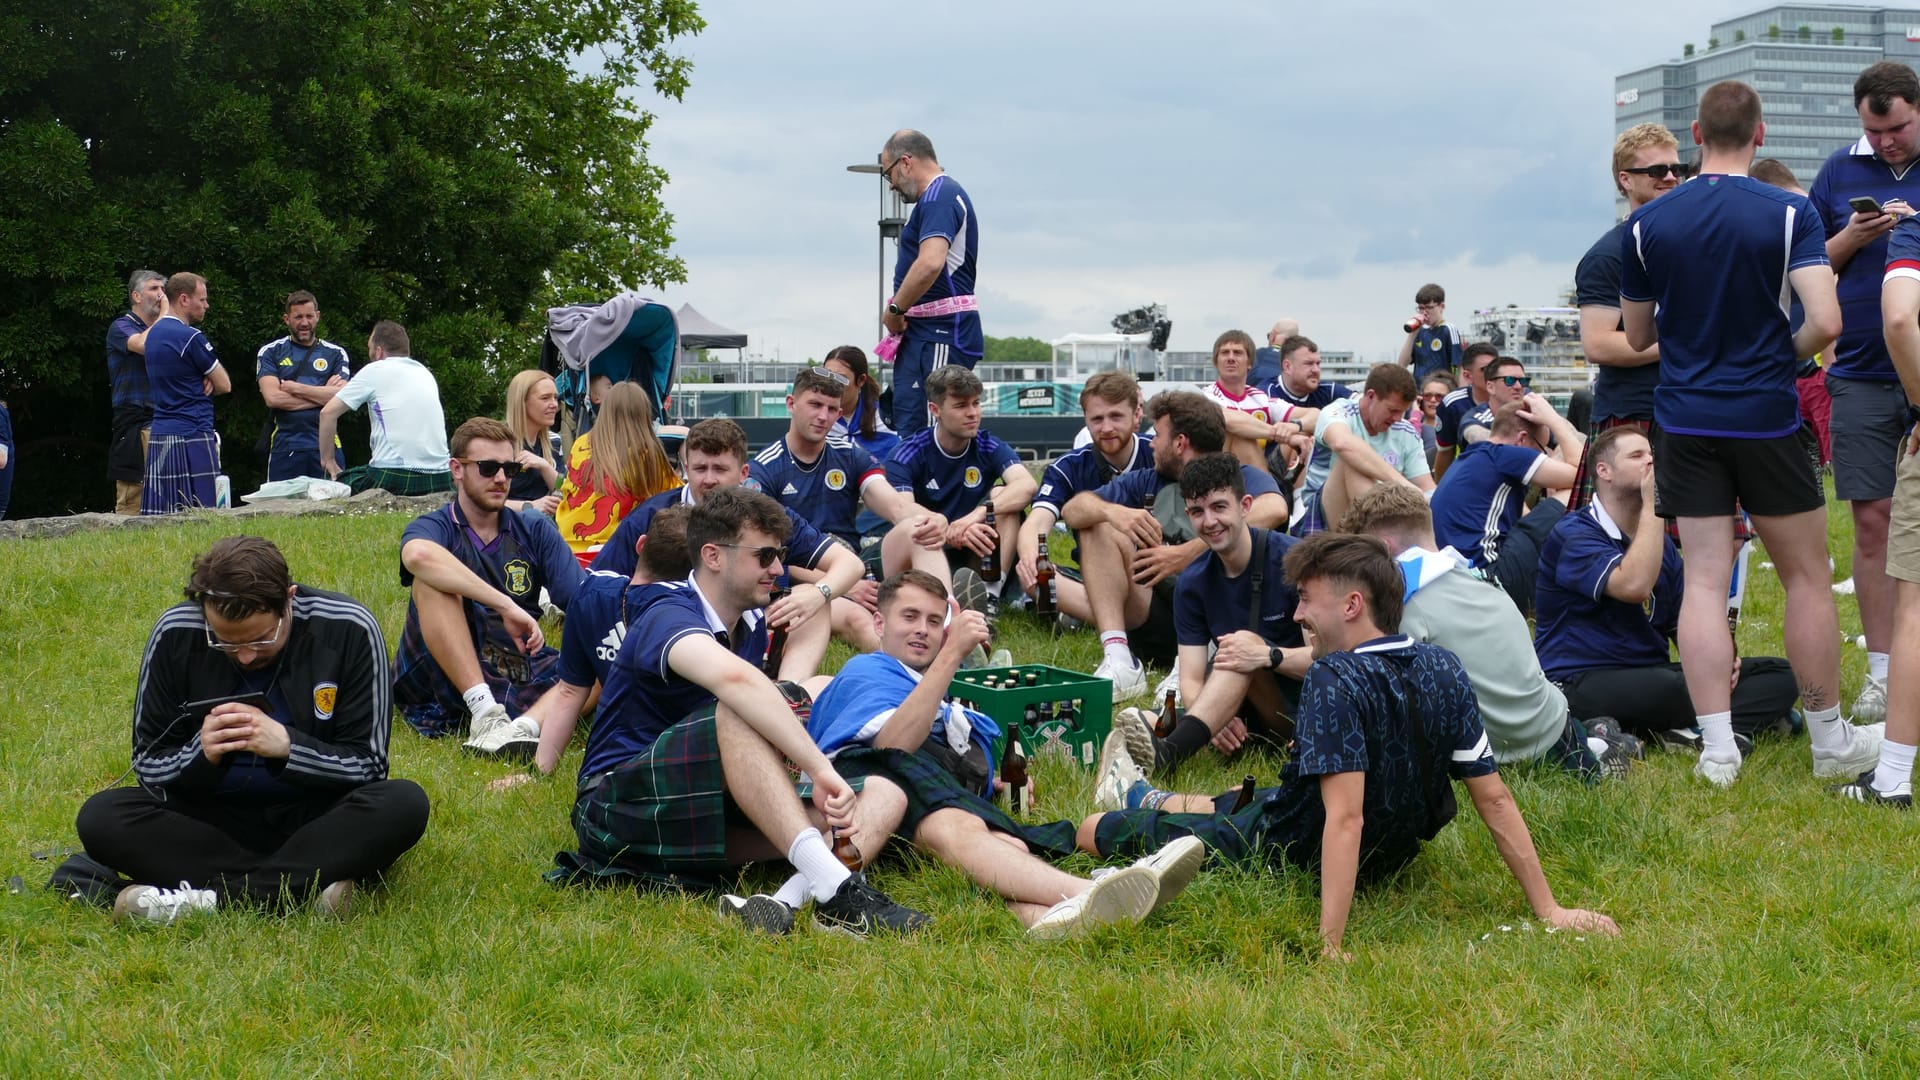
{"left": 1850, "top": 195, "right": 1885, "bottom": 216}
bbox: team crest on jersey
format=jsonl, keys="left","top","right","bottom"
{"left": 313, "top": 683, "right": 337, "bottom": 720}
{"left": 964, "top": 466, "right": 982, "bottom": 487}
{"left": 825, "top": 468, "right": 846, "bottom": 491}
{"left": 313, "top": 358, "right": 329, "bottom": 372}
{"left": 1429, "top": 339, "right": 1442, "bottom": 351}
{"left": 504, "top": 558, "right": 533, "bottom": 596}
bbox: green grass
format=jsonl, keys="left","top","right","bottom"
{"left": 1, "top": 503, "right": 1917, "bottom": 1076}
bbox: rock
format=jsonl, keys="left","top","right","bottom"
{"left": 0, "top": 490, "right": 451, "bottom": 541}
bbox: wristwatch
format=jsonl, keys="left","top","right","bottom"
{"left": 815, "top": 582, "right": 834, "bottom": 602}
{"left": 886, "top": 300, "right": 903, "bottom": 316}
{"left": 1268, "top": 644, "right": 1286, "bottom": 671}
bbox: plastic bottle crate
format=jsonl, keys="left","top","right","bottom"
{"left": 950, "top": 664, "right": 1111, "bottom": 769}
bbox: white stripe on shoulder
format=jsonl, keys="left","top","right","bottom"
{"left": 753, "top": 443, "right": 785, "bottom": 464}
{"left": 256, "top": 336, "right": 293, "bottom": 358}
{"left": 1451, "top": 731, "right": 1492, "bottom": 763}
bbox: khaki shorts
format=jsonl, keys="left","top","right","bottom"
{"left": 1885, "top": 444, "right": 1920, "bottom": 584}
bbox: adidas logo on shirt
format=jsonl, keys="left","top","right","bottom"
{"left": 926, "top": 478, "right": 940, "bottom": 490}
{"left": 782, "top": 483, "right": 798, "bottom": 496}
{"left": 595, "top": 622, "right": 627, "bottom": 663}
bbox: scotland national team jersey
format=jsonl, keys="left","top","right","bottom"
{"left": 1533, "top": 499, "right": 1684, "bottom": 681}
{"left": 1172, "top": 527, "right": 1304, "bottom": 649}
{"left": 1620, "top": 173, "right": 1828, "bottom": 438}
{"left": 1411, "top": 324, "right": 1463, "bottom": 382}
{"left": 1091, "top": 463, "right": 1282, "bottom": 544}
{"left": 1032, "top": 435, "right": 1154, "bottom": 518}
{"left": 588, "top": 486, "right": 837, "bottom": 580}
{"left": 256, "top": 336, "right": 352, "bottom": 449}
{"left": 895, "top": 174, "right": 982, "bottom": 357}
{"left": 144, "top": 315, "right": 221, "bottom": 437}
{"left": 557, "top": 570, "right": 641, "bottom": 690}
{"left": 581, "top": 578, "right": 767, "bottom": 778}
{"left": 1808, "top": 137, "right": 1920, "bottom": 382}
{"left": 1263, "top": 378, "right": 1353, "bottom": 411}
{"left": 885, "top": 428, "right": 1020, "bottom": 520}
{"left": 1430, "top": 443, "right": 1545, "bottom": 566}
{"left": 1261, "top": 637, "right": 1495, "bottom": 882}
{"left": 1435, "top": 388, "right": 1493, "bottom": 454}
{"left": 1574, "top": 219, "right": 1660, "bottom": 422}
{"left": 750, "top": 434, "right": 884, "bottom": 544}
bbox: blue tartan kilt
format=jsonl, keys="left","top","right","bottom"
{"left": 141, "top": 432, "right": 219, "bottom": 515}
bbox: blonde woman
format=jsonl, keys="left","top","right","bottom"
{"left": 555, "top": 381, "right": 682, "bottom": 560}
{"left": 503, "top": 370, "right": 565, "bottom": 515}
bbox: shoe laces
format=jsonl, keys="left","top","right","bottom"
{"left": 142, "top": 881, "right": 211, "bottom": 918}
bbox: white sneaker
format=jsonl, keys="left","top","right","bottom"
{"left": 1130, "top": 835, "right": 1205, "bottom": 916}
{"left": 1093, "top": 656, "right": 1148, "bottom": 704}
{"left": 464, "top": 714, "right": 540, "bottom": 761}
{"left": 1094, "top": 731, "right": 1146, "bottom": 812}
{"left": 1851, "top": 678, "right": 1888, "bottom": 724}
{"left": 1813, "top": 723, "right": 1885, "bottom": 779}
{"left": 1833, "top": 576, "right": 1856, "bottom": 595}
{"left": 1153, "top": 662, "right": 1182, "bottom": 709}
{"left": 466, "top": 702, "right": 509, "bottom": 741}
{"left": 1112, "top": 706, "right": 1158, "bottom": 768}
{"left": 1027, "top": 863, "right": 1158, "bottom": 939}
{"left": 1694, "top": 754, "right": 1742, "bottom": 788}
{"left": 113, "top": 881, "right": 217, "bottom": 924}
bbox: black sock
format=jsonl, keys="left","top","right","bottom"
{"left": 1155, "top": 714, "right": 1214, "bottom": 773}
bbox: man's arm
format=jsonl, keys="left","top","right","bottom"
{"left": 257, "top": 375, "right": 312, "bottom": 411}
{"left": 317, "top": 396, "right": 351, "bottom": 478}
{"left": 1883, "top": 275, "right": 1920, "bottom": 403}
{"left": 1826, "top": 207, "right": 1901, "bottom": 275}
{"left": 1461, "top": 772, "right": 1618, "bottom": 935}
{"left": 1175, "top": 641, "right": 1211, "bottom": 706}
{"left": 871, "top": 610, "right": 990, "bottom": 751}
{"left": 1432, "top": 446, "right": 1456, "bottom": 479}
{"left": 529, "top": 680, "right": 593, "bottom": 776}
{"left": 1604, "top": 471, "right": 1665, "bottom": 604}
{"left": 1245, "top": 491, "right": 1289, "bottom": 530}
{"left": 992, "top": 461, "right": 1037, "bottom": 516}
{"left": 1220, "top": 406, "right": 1299, "bottom": 446}
{"left": 276, "top": 604, "right": 391, "bottom": 785}
{"left": 1015, "top": 503, "right": 1056, "bottom": 588}
{"left": 400, "top": 537, "right": 544, "bottom": 652}
{"left": 130, "top": 620, "right": 221, "bottom": 789}
{"left": 891, "top": 237, "right": 951, "bottom": 311}
{"left": 204, "top": 361, "right": 232, "bottom": 396}
{"left": 1620, "top": 299, "right": 1657, "bottom": 353}
{"left": 1578, "top": 306, "right": 1659, "bottom": 368}
{"left": 1324, "top": 421, "right": 1417, "bottom": 488}
{"left": 1317, "top": 771, "right": 1366, "bottom": 959}
{"left": 666, "top": 634, "right": 841, "bottom": 781}
{"left": 1396, "top": 329, "right": 1417, "bottom": 369}
{"left": 1789, "top": 263, "right": 1842, "bottom": 362}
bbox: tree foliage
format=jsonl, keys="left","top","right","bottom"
{"left": 0, "top": 0, "right": 701, "bottom": 512}
{"left": 983, "top": 335, "right": 1052, "bottom": 367}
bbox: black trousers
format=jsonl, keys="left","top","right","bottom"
{"left": 1560, "top": 658, "right": 1799, "bottom": 738}
{"left": 75, "top": 780, "right": 430, "bottom": 908}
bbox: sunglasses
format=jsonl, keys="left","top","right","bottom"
{"left": 718, "top": 543, "right": 787, "bottom": 568}
{"left": 804, "top": 366, "right": 851, "bottom": 388}
{"left": 1623, "top": 163, "right": 1693, "bottom": 180}
{"left": 1496, "top": 375, "right": 1532, "bottom": 388}
{"left": 460, "top": 458, "right": 524, "bottom": 479}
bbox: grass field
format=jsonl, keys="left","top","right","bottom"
{"left": 1, "top": 503, "right": 1915, "bottom": 1076}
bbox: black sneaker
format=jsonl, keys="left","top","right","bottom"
{"left": 718, "top": 893, "right": 796, "bottom": 935}
{"left": 1585, "top": 717, "right": 1644, "bottom": 780}
{"left": 1830, "top": 770, "right": 1913, "bottom": 809}
{"left": 1644, "top": 725, "right": 1752, "bottom": 757}
{"left": 811, "top": 873, "right": 931, "bottom": 937}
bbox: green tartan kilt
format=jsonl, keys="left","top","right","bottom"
{"left": 339, "top": 464, "right": 453, "bottom": 496}
{"left": 829, "top": 745, "right": 1079, "bottom": 859}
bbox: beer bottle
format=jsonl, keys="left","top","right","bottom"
{"left": 1230, "top": 774, "right": 1258, "bottom": 813}
{"left": 980, "top": 496, "right": 1001, "bottom": 583}
{"left": 1155, "top": 687, "right": 1178, "bottom": 737}
{"left": 762, "top": 586, "right": 791, "bottom": 677}
{"left": 831, "top": 828, "right": 863, "bottom": 870}
{"left": 1002, "top": 723, "right": 1030, "bottom": 814}
{"left": 1034, "top": 551, "right": 1057, "bottom": 617}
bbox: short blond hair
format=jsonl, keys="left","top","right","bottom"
{"left": 1612, "top": 123, "right": 1679, "bottom": 195}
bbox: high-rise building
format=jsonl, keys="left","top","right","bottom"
{"left": 1615, "top": 5, "right": 1920, "bottom": 214}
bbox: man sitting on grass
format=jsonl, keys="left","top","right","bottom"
{"left": 390, "top": 418, "right": 584, "bottom": 747}
{"left": 792, "top": 569, "right": 1203, "bottom": 938}
{"left": 1077, "top": 532, "right": 1620, "bottom": 959}
{"left": 553, "top": 489, "right": 927, "bottom": 936}
{"left": 73, "top": 536, "right": 429, "bottom": 923}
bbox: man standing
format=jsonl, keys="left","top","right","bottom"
{"left": 1621, "top": 79, "right": 1877, "bottom": 786}
{"left": 1292, "top": 363, "right": 1433, "bottom": 536}
{"left": 141, "top": 272, "right": 233, "bottom": 515}
{"left": 256, "top": 290, "right": 351, "bottom": 481}
{"left": 106, "top": 269, "right": 166, "bottom": 515}
{"left": 879, "top": 130, "right": 981, "bottom": 435}
{"left": 1571, "top": 123, "right": 1683, "bottom": 507}
{"left": 1429, "top": 396, "right": 1583, "bottom": 614}
{"left": 317, "top": 321, "right": 451, "bottom": 495}
{"left": 72, "top": 537, "right": 429, "bottom": 922}
{"left": 1807, "top": 61, "right": 1920, "bottom": 722}
{"left": 392, "top": 418, "right": 584, "bottom": 744}
{"left": 1396, "top": 283, "right": 1463, "bottom": 384}
{"left": 1080, "top": 533, "right": 1619, "bottom": 960}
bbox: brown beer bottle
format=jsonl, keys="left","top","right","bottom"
{"left": 1230, "top": 774, "right": 1258, "bottom": 813}
{"left": 762, "top": 586, "right": 791, "bottom": 677}
{"left": 980, "top": 498, "right": 1001, "bottom": 583}
{"left": 1002, "top": 723, "right": 1030, "bottom": 814}
{"left": 831, "top": 828, "right": 862, "bottom": 870}
{"left": 1155, "top": 688, "right": 1178, "bottom": 737}
{"left": 1034, "top": 551, "right": 1057, "bottom": 617}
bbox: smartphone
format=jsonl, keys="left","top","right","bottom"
{"left": 1850, "top": 195, "right": 1885, "bottom": 216}
{"left": 179, "top": 691, "right": 271, "bottom": 718}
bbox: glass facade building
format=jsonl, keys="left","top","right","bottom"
{"left": 1614, "top": 5, "right": 1920, "bottom": 214}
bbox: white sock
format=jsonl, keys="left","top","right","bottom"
{"left": 788, "top": 830, "right": 853, "bottom": 902}
{"left": 1697, "top": 711, "right": 1737, "bottom": 760}
{"left": 1868, "top": 652, "right": 1890, "bottom": 685}
{"left": 772, "top": 872, "right": 810, "bottom": 910}
{"left": 1873, "top": 740, "right": 1916, "bottom": 795}
{"left": 1805, "top": 704, "right": 1846, "bottom": 751}
{"left": 984, "top": 577, "right": 1005, "bottom": 598}
{"left": 1102, "top": 637, "right": 1136, "bottom": 671}
{"left": 462, "top": 683, "right": 498, "bottom": 720}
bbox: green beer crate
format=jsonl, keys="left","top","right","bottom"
{"left": 951, "top": 664, "right": 1111, "bottom": 770}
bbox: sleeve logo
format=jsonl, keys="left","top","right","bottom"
{"left": 313, "top": 683, "right": 337, "bottom": 720}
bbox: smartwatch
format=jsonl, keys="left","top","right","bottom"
{"left": 815, "top": 582, "right": 834, "bottom": 603}
{"left": 886, "top": 301, "right": 903, "bottom": 316}
{"left": 1268, "top": 644, "right": 1285, "bottom": 671}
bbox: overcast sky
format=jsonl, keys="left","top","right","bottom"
{"left": 637, "top": 1, "right": 1721, "bottom": 363}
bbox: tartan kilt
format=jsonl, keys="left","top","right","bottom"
{"left": 141, "top": 431, "right": 219, "bottom": 515}
{"left": 828, "top": 746, "right": 1078, "bottom": 859}
{"left": 1091, "top": 793, "right": 1277, "bottom": 869}
{"left": 340, "top": 465, "right": 453, "bottom": 496}
{"left": 557, "top": 680, "right": 814, "bottom": 892}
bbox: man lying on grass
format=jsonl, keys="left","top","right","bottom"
{"left": 1076, "top": 532, "right": 1620, "bottom": 959}
{"left": 550, "top": 489, "right": 928, "bottom": 937}
{"left": 789, "top": 569, "right": 1203, "bottom": 939}
{"left": 73, "top": 536, "right": 429, "bottom": 923}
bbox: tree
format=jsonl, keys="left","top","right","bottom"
{"left": 1734, "top": 29, "right": 1745, "bottom": 42}
{"left": 1833, "top": 26, "right": 1846, "bottom": 43}
{"left": 1799, "top": 24, "right": 1813, "bottom": 42}
{"left": 0, "top": 0, "right": 702, "bottom": 514}
{"left": 983, "top": 336, "right": 1053, "bottom": 368}
{"left": 1768, "top": 23, "right": 1780, "bottom": 40}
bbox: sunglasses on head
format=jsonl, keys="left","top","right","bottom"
{"left": 718, "top": 543, "right": 787, "bottom": 568}
{"left": 1623, "top": 163, "right": 1693, "bottom": 180}
{"left": 803, "top": 366, "right": 851, "bottom": 388}
{"left": 460, "top": 458, "right": 524, "bottom": 478}
{"left": 1496, "top": 375, "right": 1532, "bottom": 388}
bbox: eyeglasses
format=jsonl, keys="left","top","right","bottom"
{"left": 204, "top": 613, "right": 285, "bottom": 654}
{"left": 803, "top": 366, "right": 851, "bottom": 388}
{"left": 460, "top": 458, "right": 524, "bottom": 478}
{"left": 1623, "top": 163, "right": 1693, "bottom": 180}
{"left": 881, "top": 154, "right": 910, "bottom": 181}
{"left": 1496, "top": 375, "right": 1532, "bottom": 388}
{"left": 718, "top": 543, "right": 787, "bottom": 568}
{"left": 1419, "top": 392, "right": 1446, "bottom": 402}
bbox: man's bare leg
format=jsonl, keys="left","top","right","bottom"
{"left": 881, "top": 520, "right": 954, "bottom": 592}
{"left": 1078, "top": 522, "right": 1154, "bottom": 634}
{"left": 775, "top": 604, "right": 834, "bottom": 682}
{"left": 828, "top": 597, "right": 882, "bottom": 652}
{"left": 1850, "top": 497, "right": 1894, "bottom": 702}
{"left": 914, "top": 808, "right": 1088, "bottom": 925}
{"left": 413, "top": 581, "right": 484, "bottom": 691}
{"left": 1673, "top": 515, "right": 1739, "bottom": 771}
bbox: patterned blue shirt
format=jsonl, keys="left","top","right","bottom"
{"left": 105, "top": 312, "right": 152, "bottom": 411}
